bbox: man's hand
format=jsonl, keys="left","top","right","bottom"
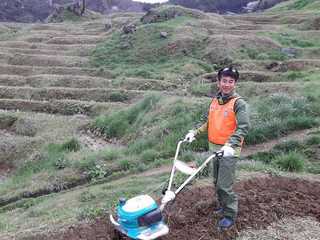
{"left": 220, "top": 145, "right": 235, "bottom": 157}
{"left": 185, "top": 130, "right": 196, "bottom": 143}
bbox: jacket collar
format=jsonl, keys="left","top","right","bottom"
{"left": 216, "top": 91, "right": 237, "bottom": 104}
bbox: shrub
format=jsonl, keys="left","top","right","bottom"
{"left": 61, "top": 138, "right": 81, "bottom": 152}
{"left": 273, "top": 151, "right": 305, "bottom": 172}
{"left": 74, "top": 156, "right": 96, "bottom": 172}
{"left": 55, "top": 157, "right": 70, "bottom": 170}
{"left": 128, "top": 137, "right": 158, "bottom": 155}
{"left": 13, "top": 118, "right": 37, "bottom": 137}
{"left": 92, "top": 94, "right": 161, "bottom": 138}
{"left": 246, "top": 94, "right": 317, "bottom": 145}
{"left": 273, "top": 140, "right": 304, "bottom": 153}
{"left": 119, "top": 159, "right": 132, "bottom": 171}
{"left": 306, "top": 135, "right": 320, "bottom": 145}
{"left": 100, "top": 148, "right": 122, "bottom": 161}
{"left": 0, "top": 114, "right": 17, "bottom": 129}
{"left": 291, "top": 0, "right": 316, "bottom": 10}
{"left": 88, "top": 164, "right": 109, "bottom": 181}
{"left": 287, "top": 71, "right": 305, "bottom": 81}
{"left": 306, "top": 164, "right": 320, "bottom": 174}
{"left": 140, "top": 149, "right": 159, "bottom": 163}
{"left": 77, "top": 206, "right": 104, "bottom": 221}
{"left": 286, "top": 115, "right": 317, "bottom": 130}
{"left": 79, "top": 191, "right": 96, "bottom": 202}
{"left": 250, "top": 152, "right": 275, "bottom": 164}
{"left": 109, "top": 92, "right": 129, "bottom": 102}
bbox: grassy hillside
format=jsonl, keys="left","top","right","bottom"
{"left": 0, "top": 1, "right": 320, "bottom": 239}
{"left": 270, "top": 0, "right": 320, "bottom": 11}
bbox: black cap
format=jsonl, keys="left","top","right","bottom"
{"left": 217, "top": 66, "right": 239, "bottom": 81}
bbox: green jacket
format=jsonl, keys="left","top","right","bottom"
{"left": 196, "top": 91, "right": 250, "bottom": 149}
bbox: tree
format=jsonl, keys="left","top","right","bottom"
{"left": 80, "top": 0, "right": 85, "bottom": 15}
{"left": 72, "top": 0, "right": 86, "bottom": 15}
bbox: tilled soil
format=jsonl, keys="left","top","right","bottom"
{"left": 34, "top": 176, "right": 320, "bottom": 240}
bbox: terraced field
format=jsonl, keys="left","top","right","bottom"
{"left": 0, "top": 1, "right": 320, "bottom": 239}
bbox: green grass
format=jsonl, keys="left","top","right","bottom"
{"left": 0, "top": 113, "right": 17, "bottom": 129}
{"left": 0, "top": 26, "right": 24, "bottom": 41}
{"left": 246, "top": 93, "right": 318, "bottom": 145}
{"left": 275, "top": 70, "right": 320, "bottom": 85}
{"left": 91, "top": 16, "right": 210, "bottom": 80}
{"left": 0, "top": 173, "right": 169, "bottom": 236}
{"left": 0, "top": 138, "right": 81, "bottom": 197}
{"left": 286, "top": 0, "right": 318, "bottom": 10}
{"left": 266, "top": 31, "right": 320, "bottom": 48}
{"left": 92, "top": 94, "right": 208, "bottom": 160}
{"left": 250, "top": 132, "right": 320, "bottom": 174}
{"left": 237, "top": 160, "right": 279, "bottom": 173}
{"left": 270, "top": 0, "right": 320, "bottom": 11}
{"left": 239, "top": 47, "right": 289, "bottom": 61}
{"left": 92, "top": 94, "right": 161, "bottom": 138}
{"left": 274, "top": 151, "right": 305, "bottom": 172}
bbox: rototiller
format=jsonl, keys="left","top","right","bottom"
{"left": 110, "top": 139, "right": 223, "bottom": 240}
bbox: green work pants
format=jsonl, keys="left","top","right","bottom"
{"left": 209, "top": 143, "right": 238, "bottom": 220}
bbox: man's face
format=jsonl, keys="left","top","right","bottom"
{"left": 217, "top": 76, "right": 236, "bottom": 95}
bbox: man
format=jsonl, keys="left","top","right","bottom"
{"left": 185, "top": 66, "right": 250, "bottom": 229}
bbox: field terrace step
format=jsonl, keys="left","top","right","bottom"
{"left": 237, "top": 81, "right": 300, "bottom": 97}
{"left": 0, "top": 130, "right": 40, "bottom": 164}
{"left": 0, "top": 75, "right": 178, "bottom": 91}
{"left": 28, "top": 22, "right": 107, "bottom": 33}
{"left": 0, "top": 86, "right": 143, "bottom": 103}
{"left": 0, "top": 41, "right": 97, "bottom": 51}
{"left": 5, "top": 53, "right": 89, "bottom": 67}
{"left": 0, "top": 99, "right": 125, "bottom": 115}
{"left": 14, "top": 34, "right": 106, "bottom": 45}
{"left": 235, "top": 59, "right": 320, "bottom": 72}
{"left": 224, "top": 15, "right": 283, "bottom": 25}
{"left": 225, "top": 13, "right": 315, "bottom": 25}
{"left": 0, "top": 47, "right": 91, "bottom": 57}
{"left": 27, "top": 29, "right": 107, "bottom": 37}
{"left": 0, "top": 64, "right": 113, "bottom": 78}
{"left": 210, "top": 27, "right": 282, "bottom": 35}
{"left": 45, "top": 35, "right": 106, "bottom": 45}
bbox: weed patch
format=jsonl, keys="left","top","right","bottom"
{"left": 239, "top": 48, "right": 289, "bottom": 61}
{"left": 91, "top": 94, "right": 208, "bottom": 170}
{"left": 92, "top": 94, "right": 161, "bottom": 138}
{"left": 61, "top": 138, "right": 81, "bottom": 152}
{"left": 289, "top": 0, "right": 317, "bottom": 10}
{"left": 246, "top": 93, "right": 318, "bottom": 145}
{"left": 76, "top": 206, "right": 105, "bottom": 221}
{"left": 274, "top": 151, "right": 305, "bottom": 172}
{"left": 267, "top": 32, "right": 319, "bottom": 48}
{"left": 250, "top": 132, "right": 320, "bottom": 174}
{"left": 0, "top": 114, "right": 17, "bottom": 129}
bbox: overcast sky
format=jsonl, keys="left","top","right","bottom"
{"left": 133, "top": 0, "right": 168, "bottom": 3}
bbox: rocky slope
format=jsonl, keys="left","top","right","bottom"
{"left": 0, "top": 0, "right": 152, "bottom": 23}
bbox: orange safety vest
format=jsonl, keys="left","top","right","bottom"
{"left": 208, "top": 97, "right": 240, "bottom": 145}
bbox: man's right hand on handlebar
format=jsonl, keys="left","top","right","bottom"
{"left": 185, "top": 130, "right": 196, "bottom": 143}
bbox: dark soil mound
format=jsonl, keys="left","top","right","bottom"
{"left": 40, "top": 176, "right": 320, "bottom": 240}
